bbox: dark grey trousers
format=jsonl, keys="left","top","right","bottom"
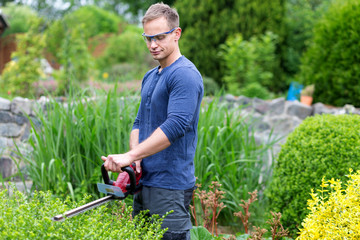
{"left": 133, "top": 186, "right": 194, "bottom": 240}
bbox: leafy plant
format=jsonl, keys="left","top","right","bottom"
{"left": 55, "top": 24, "right": 95, "bottom": 95}
{"left": 95, "top": 25, "right": 151, "bottom": 81}
{"left": 280, "top": 0, "right": 333, "bottom": 77}
{"left": 300, "top": 84, "right": 315, "bottom": 97}
{"left": 297, "top": 169, "right": 360, "bottom": 239}
{"left": 0, "top": 188, "right": 166, "bottom": 239}
{"left": 297, "top": 0, "right": 360, "bottom": 107}
{"left": 0, "top": 17, "right": 45, "bottom": 98}
{"left": 190, "top": 226, "right": 222, "bottom": 240}
{"left": 1, "top": 3, "right": 39, "bottom": 37}
{"left": 45, "top": 5, "right": 123, "bottom": 59}
{"left": 203, "top": 76, "right": 220, "bottom": 96}
{"left": 175, "top": 0, "right": 285, "bottom": 84}
{"left": 238, "top": 82, "right": 273, "bottom": 100}
{"left": 266, "top": 114, "right": 360, "bottom": 237}
{"left": 219, "top": 32, "right": 278, "bottom": 95}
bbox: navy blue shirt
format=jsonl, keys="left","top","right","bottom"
{"left": 132, "top": 56, "right": 204, "bottom": 190}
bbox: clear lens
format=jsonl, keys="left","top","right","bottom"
{"left": 143, "top": 34, "right": 167, "bottom": 43}
{"left": 142, "top": 28, "right": 177, "bottom": 43}
{"left": 154, "top": 34, "right": 166, "bottom": 41}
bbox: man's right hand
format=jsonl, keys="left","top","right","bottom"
{"left": 101, "top": 153, "right": 133, "bottom": 173}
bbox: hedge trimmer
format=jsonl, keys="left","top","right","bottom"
{"left": 52, "top": 163, "right": 141, "bottom": 221}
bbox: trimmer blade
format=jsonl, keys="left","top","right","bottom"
{"left": 52, "top": 195, "right": 113, "bottom": 221}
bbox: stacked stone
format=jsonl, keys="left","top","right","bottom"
{"left": 221, "top": 95, "right": 360, "bottom": 164}
{"left": 0, "top": 97, "right": 37, "bottom": 180}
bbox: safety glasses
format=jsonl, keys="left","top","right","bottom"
{"left": 142, "top": 27, "right": 177, "bottom": 43}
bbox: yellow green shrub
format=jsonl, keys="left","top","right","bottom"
{"left": 297, "top": 169, "right": 360, "bottom": 239}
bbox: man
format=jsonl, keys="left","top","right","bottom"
{"left": 101, "top": 3, "right": 203, "bottom": 239}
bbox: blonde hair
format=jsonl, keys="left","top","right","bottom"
{"left": 142, "top": 3, "right": 179, "bottom": 29}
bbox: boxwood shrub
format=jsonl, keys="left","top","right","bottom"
{"left": 266, "top": 114, "right": 360, "bottom": 237}
{"left": 0, "top": 188, "right": 166, "bottom": 239}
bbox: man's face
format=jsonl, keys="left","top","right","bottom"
{"left": 143, "top": 17, "right": 179, "bottom": 63}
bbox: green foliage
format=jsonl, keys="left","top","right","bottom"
{"left": 55, "top": 24, "right": 95, "bottom": 95}
{"left": 0, "top": 18, "right": 45, "bottom": 98}
{"left": 298, "top": 169, "right": 360, "bottom": 239}
{"left": 95, "top": 25, "right": 151, "bottom": 81}
{"left": 238, "top": 82, "right": 273, "bottom": 100}
{"left": 297, "top": 0, "right": 360, "bottom": 107}
{"left": 195, "top": 98, "right": 277, "bottom": 229}
{"left": 45, "top": 5, "right": 124, "bottom": 59}
{"left": 220, "top": 32, "right": 278, "bottom": 96}
{"left": 16, "top": 89, "right": 138, "bottom": 201}
{"left": 97, "top": 26, "right": 146, "bottom": 65}
{"left": 175, "top": 0, "right": 285, "bottom": 86}
{"left": 190, "top": 226, "right": 222, "bottom": 240}
{"left": 266, "top": 114, "right": 360, "bottom": 237}
{"left": 281, "top": 0, "right": 333, "bottom": 76}
{"left": 45, "top": 20, "right": 65, "bottom": 58}
{"left": 64, "top": 5, "right": 122, "bottom": 39}
{"left": 203, "top": 76, "right": 220, "bottom": 96}
{"left": 119, "top": 0, "right": 176, "bottom": 19}
{"left": 0, "top": 188, "right": 166, "bottom": 239}
{"left": 1, "top": 3, "right": 39, "bottom": 37}
{"left": 15, "top": 92, "right": 277, "bottom": 231}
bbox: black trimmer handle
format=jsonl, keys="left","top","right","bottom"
{"left": 101, "top": 163, "right": 136, "bottom": 195}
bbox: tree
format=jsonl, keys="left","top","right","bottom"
{"left": 0, "top": 0, "right": 13, "bottom": 7}
{"left": 280, "top": 0, "right": 334, "bottom": 77}
{"left": 0, "top": 18, "right": 45, "bottom": 97}
{"left": 45, "top": 5, "right": 123, "bottom": 62}
{"left": 116, "top": 0, "right": 176, "bottom": 20}
{"left": 297, "top": 0, "right": 360, "bottom": 107}
{"left": 175, "top": 0, "right": 285, "bottom": 89}
{"left": 0, "top": 3, "right": 39, "bottom": 37}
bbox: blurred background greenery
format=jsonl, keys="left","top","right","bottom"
{"left": 1, "top": 0, "right": 359, "bottom": 107}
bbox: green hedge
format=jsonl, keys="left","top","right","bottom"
{"left": 0, "top": 188, "right": 166, "bottom": 239}
{"left": 266, "top": 114, "right": 360, "bottom": 237}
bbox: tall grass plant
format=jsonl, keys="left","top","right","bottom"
{"left": 16, "top": 88, "right": 139, "bottom": 201}
{"left": 195, "top": 97, "right": 277, "bottom": 229}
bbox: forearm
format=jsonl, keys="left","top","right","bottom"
{"left": 128, "top": 127, "right": 171, "bottom": 161}
{"left": 129, "top": 129, "right": 139, "bottom": 150}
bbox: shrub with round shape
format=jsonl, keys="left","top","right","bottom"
{"left": 266, "top": 114, "right": 360, "bottom": 237}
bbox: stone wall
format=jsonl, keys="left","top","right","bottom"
{"left": 1, "top": 95, "right": 359, "bottom": 180}
{"left": 0, "top": 96, "right": 45, "bottom": 179}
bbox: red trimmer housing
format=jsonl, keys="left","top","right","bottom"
{"left": 113, "top": 163, "right": 142, "bottom": 193}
